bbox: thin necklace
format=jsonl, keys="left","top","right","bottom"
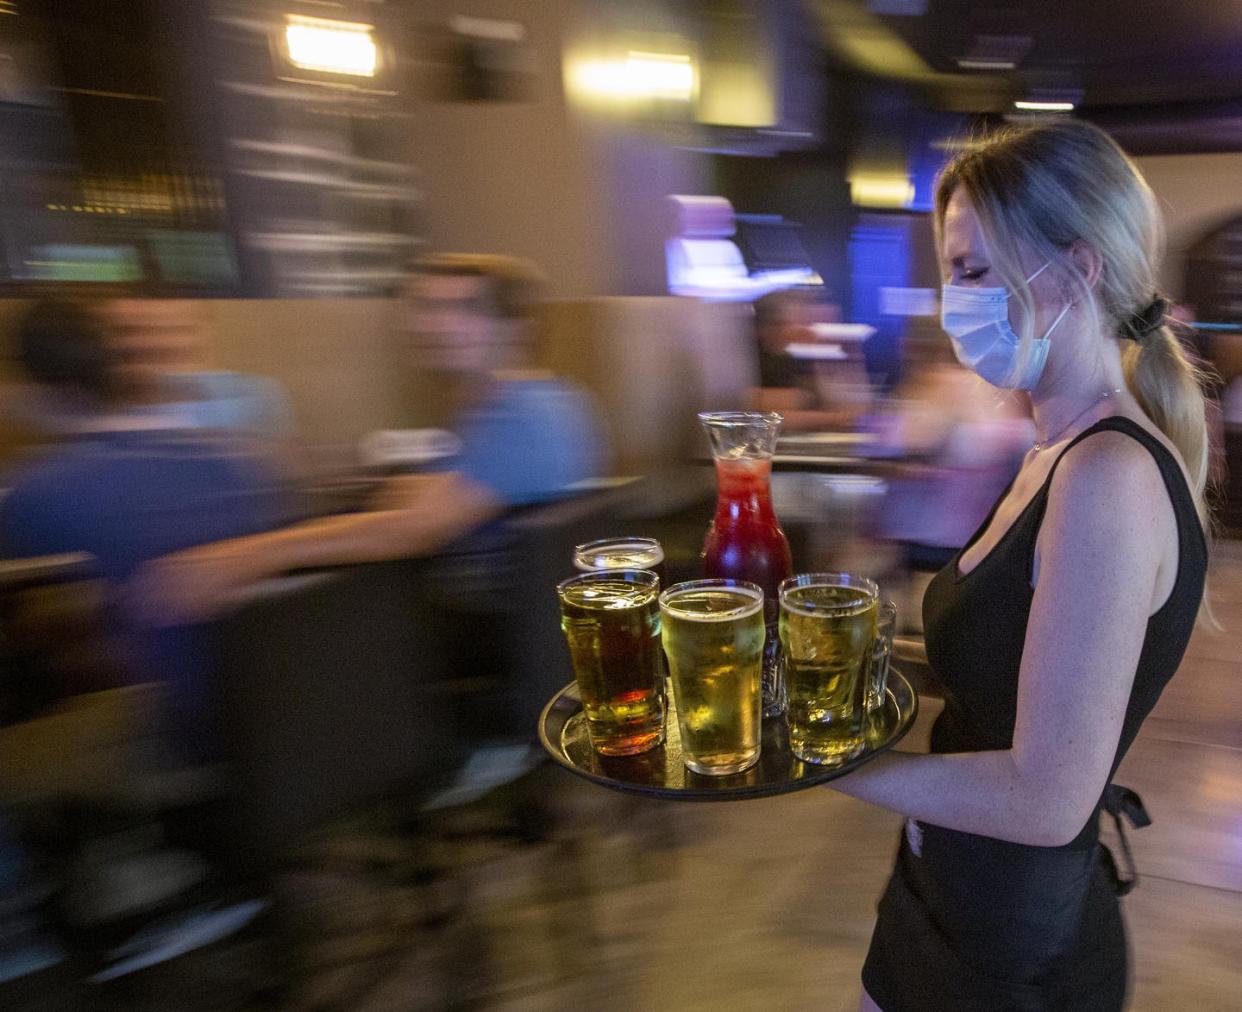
{"left": 1031, "top": 387, "right": 1124, "bottom": 452}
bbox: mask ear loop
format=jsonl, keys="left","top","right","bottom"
{"left": 1024, "top": 260, "right": 1052, "bottom": 285}
{"left": 1043, "top": 299, "right": 1073, "bottom": 340}
{"left": 1008, "top": 280, "right": 1072, "bottom": 390}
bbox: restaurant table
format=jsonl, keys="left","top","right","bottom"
{"left": 773, "top": 430, "right": 889, "bottom": 473}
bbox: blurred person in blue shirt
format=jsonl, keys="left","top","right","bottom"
{"left": 2, "top": 299, "right": 295, "bottom": 446}
{"left": 407, "top": 253, "right": 602, "bottom": 503}
{"left": 101, "top": 298, "right": 296, "bottom": 440}
{"left": 0, "top": 299, "right": 291, "bottom": 758}
{"left": 131, "top": 254, "right": 605, "bottom": 622}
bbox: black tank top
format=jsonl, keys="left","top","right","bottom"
{"left": 922, "top": 416, "right": 1208, "bottom": 850}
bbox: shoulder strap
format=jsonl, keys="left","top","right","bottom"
{"left": 1025, "top": 415, "right": 1205, "bottom": 578}
{"left": 1045, "top": 416, "right": 1194, "bottom": 511}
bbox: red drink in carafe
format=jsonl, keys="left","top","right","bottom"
{"left": 699, "top": 412, "right": 792, "bottom": 716}
{"left": 702, "top": 457, "right": 792, "bottom": 599}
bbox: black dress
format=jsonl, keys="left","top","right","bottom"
{"left": 861, "top": 417, "right": 1208, "bottom": 1011}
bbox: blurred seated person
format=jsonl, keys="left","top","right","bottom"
{"left": 0, "top": 302, "right": 288, "bottom": 978}
{"left": 748, "top": 288, "right": 872, "bottom": 431}
{"left": 131, "top": 253, "right": 605, "bottom": 623}
{"left": 102, "top": 298, "right": 296, "bottom": 440}
{"left": 0, "top": 298, "right": 292, "bottom": 760}
{"left": 408, "top": 253, "right": 603, "bottom": 503}
{"left": 874, "top": 336, "right": 1033, "bottom": 572}
{"left": 1, "top": 299, "right": 295, "bottom": 448}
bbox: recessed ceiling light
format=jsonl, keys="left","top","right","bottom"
{"left": 957, "top": 59, "right": 1016, "bottom": 70}
{"left": 1014, "top": 99, "right": 1075, "bottom": 111}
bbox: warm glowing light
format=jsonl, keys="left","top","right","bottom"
{"left": 450, "top": 15, "right": 525, "bottom": 42}
{"left": 624, "top": 53, "right": 693, "bottom": 99}
{"left": 284, "top": 14, "right": 377, "bottom": 77}
{"left": 848, "top": 174, "right": 915, "bottom": 208}
{"left": 957, "top": 59, "right": 1015, "bottom": 70}
{"left": 574, "top": 51, "right": 694, "bottom": 101}
{"left": 1013, "top": 99, "right": 1074, "bottom": 112}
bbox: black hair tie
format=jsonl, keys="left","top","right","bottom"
{"left": 1122, "top": 296, "right": 1169, "bottom": 341}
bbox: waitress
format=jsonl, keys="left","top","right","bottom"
{"left": 831, "top": 119, "right": 1209, "bottom": 1010}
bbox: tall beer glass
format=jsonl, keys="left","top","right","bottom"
{"left": 660, "top": 579, "right": 764, "bottom": 776}
{"left": 780, "top": 573, "right": 878, "bottom": 766}
{"left": 557, "top": 569, "right": 665, "bottom": 756}
{"left": 865, "top": 599, "right": 897, "bottom": 714}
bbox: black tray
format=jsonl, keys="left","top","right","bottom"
{"left": 538, "top": 669, "right": 917, "bottom": 801}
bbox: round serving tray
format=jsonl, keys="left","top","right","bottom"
{"left": 538, "top": 669, "right": 917, "bottom": 801}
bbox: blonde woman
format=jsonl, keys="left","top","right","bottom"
{"left": 831, "top": 120, "right": 1209, "bottom": 1010}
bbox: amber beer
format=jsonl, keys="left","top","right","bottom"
{"left": 660, "top": 580, "right": 764, "bottom": 776}
{"left": 780, "top": 574, "right": 878, "bottom": 766}
{"left": 557, "top": 569, "right": 665, "bottom": 756}
{"left": 573, "top": 537, "right": 669, "bottom": 708}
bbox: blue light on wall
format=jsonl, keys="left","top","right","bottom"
{"left": 848, "top": 221, "right": 911, "bottom": 389}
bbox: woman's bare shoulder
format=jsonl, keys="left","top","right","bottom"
{"left": 1046, "top": 425, "right": 1170, "bottom": 537}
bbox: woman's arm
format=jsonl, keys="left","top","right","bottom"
{"left": 831, "top": 433, "right": 1171, "bottom": 846}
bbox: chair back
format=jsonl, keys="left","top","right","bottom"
{"left": 213, "top": 560, "right": 458, "bottom": 865}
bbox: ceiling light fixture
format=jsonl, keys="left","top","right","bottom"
{"left": 284, "top": 14, "right": 378, "bottom": 77}
{"left": 573, "top": 51, "right": 695, "bottom": 102}
{"left": 957, "top": 59, "right": 1016, "bottom": 70}
{"left": 1014, "top": 99, "right": 1075, "bottom": 112}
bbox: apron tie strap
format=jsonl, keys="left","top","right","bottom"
{"left": 1100, "top": 783, "right": 1151, "bottom": 896}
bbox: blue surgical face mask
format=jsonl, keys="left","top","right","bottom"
{"left": 940, "top": 261, "right": 1072, "bottom": 390}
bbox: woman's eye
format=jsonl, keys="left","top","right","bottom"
{"left": 961, "top": 267, "right": 988, "bottom": 281}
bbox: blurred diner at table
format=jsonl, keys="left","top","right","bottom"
{"left": 748, "top": 288, "right": 874, "bottom": 432}
{"left": 129, "top": 253, "right": 606, "bottom": 625}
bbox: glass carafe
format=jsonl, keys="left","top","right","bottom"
{"left": 699, "top": 411, "right": 793, "bottom": 716}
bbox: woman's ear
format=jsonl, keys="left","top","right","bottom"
{"left": 1067, "top": 240, "right": 1104, "bottom": 293}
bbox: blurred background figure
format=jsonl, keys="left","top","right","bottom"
{"left": 2, "top": 299, "right": 291, "bottom": 758}
{"left": 101, "top": 299, "right": 296, "bottom": 442}
{"left": 403, "top": 253, "right": 605, "bottom": 505}
{"left": 749, "top": 288, "right": 872, "bottom": 431}
{"left": 866, "top": 338, "right": 1033, "bottom": 627}
{"left": 0, "top": 298, "right": 288, "bottom": 992}
{"left": 130, "top": 253, "right": 604, "bottom": 621}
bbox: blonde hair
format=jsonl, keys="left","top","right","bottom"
{"left": 935, "top": 120, "right": 1212, "bottom": 548}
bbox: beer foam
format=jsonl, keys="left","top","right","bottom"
{"left": 781, "top": 584, "right": 874, "bottom": 619}
{"left": 662, "top": 588, "right": 763, "bottom": 622}
{"left": 565, "top": 583, "right": 653, "bottom": 609}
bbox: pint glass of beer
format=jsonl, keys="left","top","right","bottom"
{"left": 573, "top": 537, "right": 669, "bottom": 707}
{"left": 660, "top": 579, "right": 764, "bottom": 776}
{"left": 865, "top": 599, "right": 897, "bottom": 714}
{"left": 573, "top": 537, "right": 667, "bottom": 588}
{"left": 557, "top": 569, "right": 665, "bottom": 756}
{"left": 779, "top": 573, "right": 878, "bottom": 766}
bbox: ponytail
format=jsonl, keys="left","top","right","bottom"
{"left": 1122, "top": 323, "right": 1215, "bottom": 621}
{"left": 1122, "top": 324, "right": 1209, "bottom": 513}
